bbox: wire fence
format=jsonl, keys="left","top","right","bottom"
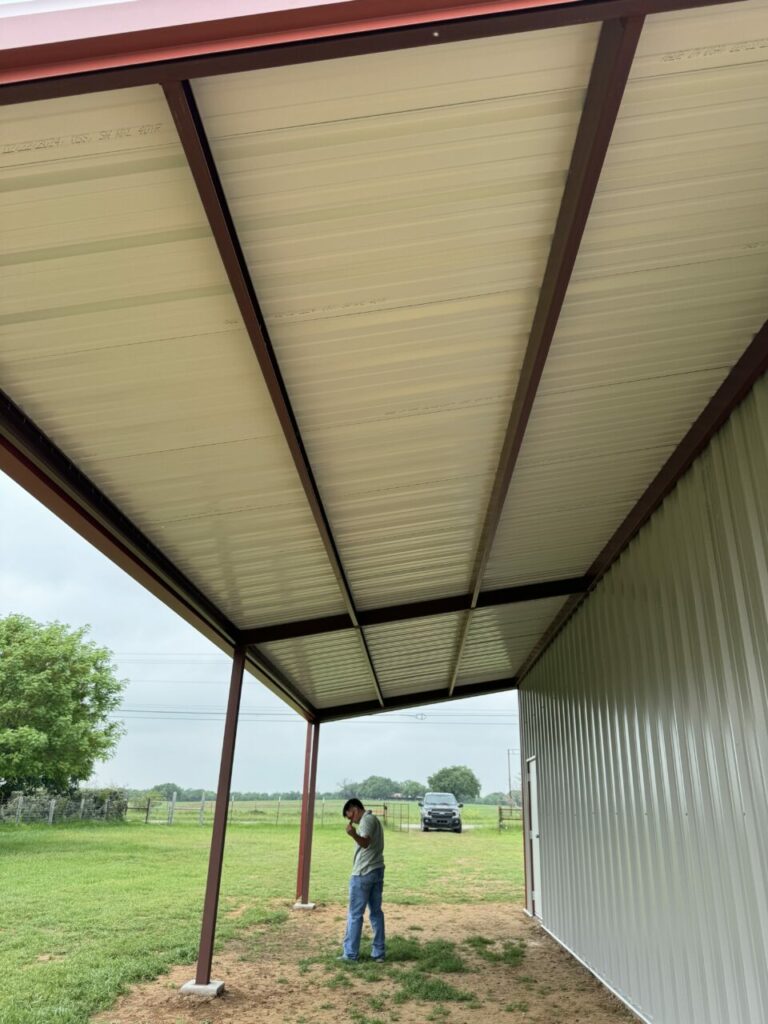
{"left": 0, "top": 792, "right": 127, "bottom": 825}
{"left": 129, "top": 797, "right": 393, "bottom": 827}
{"left": 1, "top": 793, "right": 522, "bottom": 829}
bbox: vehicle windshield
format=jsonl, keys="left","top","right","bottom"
{"left": 424, "top": 793, "right": 457, "bottom": 804}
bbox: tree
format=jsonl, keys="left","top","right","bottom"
{"left": 399, "top": 779, "right": 427, "bottom": 800}
{"left": 336, "top": 778, "right": 361, "bottom": 798}
{"left": 427, "top": 765, "right": 481, "bottom": 802}
{"left": 0, "top": 615, "right": 125, "bottom": 800}
{"left": 357, "top": 775, "right": 399, "bottom": 799}
{"left": 151, "top": 782, "right": 185, "bottom": 800}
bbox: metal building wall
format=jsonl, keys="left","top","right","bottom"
{"left": 520, "top": 373, "right": 768, "bottom": 1024}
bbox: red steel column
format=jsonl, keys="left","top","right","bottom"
{"left": 296, "top": 721, "right": 320, "bottom": 905}
{"left": 195, "top": 643, "right": 246, "bottom": 985}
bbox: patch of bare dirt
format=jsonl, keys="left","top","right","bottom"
{"left": 93, "top": 903, "right": 636, "bottom": 1024}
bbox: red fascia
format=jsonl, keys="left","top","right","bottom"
{"left": 0, "top": 0, "right": 581, "bottom": 87}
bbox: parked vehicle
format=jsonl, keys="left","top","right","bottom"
{"left": 419, "top": 791, "right": 463, "bottom": 832}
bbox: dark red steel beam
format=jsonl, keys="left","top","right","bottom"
{"left": 0, "top": 391, "right": 317, "bottom": 720}
{"left": 446, "top": 13, "right": 644, "bottom": 696}
{"left": 318, "top": 675, "right": 518, "bottom": 722}
{"left": 242, "top": 576, "right": 589, "bottom": 644}
{"left": 517, "top": 321, "right": 768, "bottom": 684}
{"left": 296, "top": 721, "right": 321, "bottom": 905}
{"left": 195, "top": 644, "right": 246, "bottom": 986}
{"left": 0, "top": 390, "right": 239, "bottom": 652}
{"left": 0, "top": 0, "right": 740, "bottom": 104}
{"left": 244, "top": 613, "right": 355, "bottom": 646}
{"left": 163, "top": 80, "right": 385, "bottom": 708}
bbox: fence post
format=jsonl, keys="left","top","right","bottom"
{"left": 321, "top": 797, "right": 325, "bottom": 827}
{"left": 104, "top": 797, "right": 111, "bottom": 820}
{"left": 79, "top": 797, "right": 85, "bottom": 819}
{"left": 145, "top": 798, "right": 151, "bottom": 824}
{"left": 15, "top": 795, "right": 23, "bottom": 825}
{"left": 229, "top": 796, "right": 234, "bottom": 824}
{"left": 275, "top": 796, "right": 281, "bottom": 826}
{"left": 199, "top": 794, "right": 206, "bottom": 826}
{"left": 48, "top": 798, "right": 56, "bottom": 825}
{"left": 168, "top": 791, "right": 177, "bottom": 825}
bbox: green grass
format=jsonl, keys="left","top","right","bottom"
{"left": 0, "top": 820, "right": 522, "bottom": 1024}
{"left": 393, "top": 969, "right": 478, "bottom": 1005}
{"left": 465, "top": 935, "right": 526, "bottom": 966}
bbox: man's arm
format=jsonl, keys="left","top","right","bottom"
{"left": 346, "top": 821, "right": 371, "bottom": 848}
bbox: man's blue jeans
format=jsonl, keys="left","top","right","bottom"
{"left": 343, "top": 867, "right": 385, "bottom": 960}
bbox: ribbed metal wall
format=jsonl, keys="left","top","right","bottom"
{"left": 520, "top": 374, "right": 768, "bottom": 1024}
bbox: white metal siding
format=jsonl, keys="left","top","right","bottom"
{"left": 520, "top": 373, "right": 768, "bottom": 1024}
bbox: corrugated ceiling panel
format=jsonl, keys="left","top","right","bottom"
{"left": 456, "top": 597, "right": 568, "bottom": 687}
{"left": 0, "top": 87, "right": 346, "bottom": 628}
{"left": 364, "top": 613, "right": 462, "bottom": 698}
{"left": 484, "top": 0, "right": 768, "bottom": 590}
{"left": 259, "top": 630, "right": 377, "bottom": 709}
{"left": 192, "top": 23, "right": 599, "bottom": 609}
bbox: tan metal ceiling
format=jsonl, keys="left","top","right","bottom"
{"left": 1, "top": 0, "right": 766, "bottom": 720}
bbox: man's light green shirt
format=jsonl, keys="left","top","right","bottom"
{"left": 352, "top": 810, "right": 385, "bottom": 876}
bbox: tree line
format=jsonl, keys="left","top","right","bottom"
{"left": 133, "top": 767, "right": 521, "bottom": 806}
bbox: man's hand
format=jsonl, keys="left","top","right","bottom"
{"left": 346, "top": 821, "right": 357, "bottom": 837}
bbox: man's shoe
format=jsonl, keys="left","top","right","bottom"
{"left": 370, "top": 955, "right": 386, "bottom": 962}
{"left": 336, "top": 955, "right": 358, "bottom": 962}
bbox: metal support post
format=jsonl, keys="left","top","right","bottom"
{"left": 182, "top": 644, "right": 246, "bottom": 997}
{"left": 294, "top": 720, "right": 320, "bottom": 909}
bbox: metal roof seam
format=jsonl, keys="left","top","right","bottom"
{"left": 162, "top": 78, "right": 385, "bottom": 706}
{"left": 446, "top": 13, "right": 644, "bottom": 696}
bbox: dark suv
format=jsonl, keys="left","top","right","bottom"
{"left": 419, "top": 792, "right": 463, "bottom": 833}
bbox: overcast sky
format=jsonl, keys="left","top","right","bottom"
{"left": 0, "top": 470, "right": 520, "bottom": 796}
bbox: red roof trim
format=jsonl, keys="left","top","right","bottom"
{"left": 0, "top": 0, "right": 574, "bottom": 86}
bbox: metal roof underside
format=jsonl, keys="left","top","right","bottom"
{"left": 1, "top": 0, "right": 767, "bottom": 722}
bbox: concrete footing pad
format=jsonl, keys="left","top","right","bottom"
{"left": 180, "top": 979, "right": 225, "bottom": 997}
{"left": 293, "top": 901, "right": 317, "bottom": 910}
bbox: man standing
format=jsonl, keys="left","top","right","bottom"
{"left": 340, "top": 798, "right": 386, "bottom": 962}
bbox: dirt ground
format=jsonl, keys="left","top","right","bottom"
{"left": 94, "top": 902, "right": 636, "bottom": 1024}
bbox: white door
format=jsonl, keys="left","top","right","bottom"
{"left": 528, "top": 757, "right": 542, "bottom": 920}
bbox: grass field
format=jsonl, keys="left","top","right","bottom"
{"left": 1, "top": 819, "right": 523, "bottom": 1024}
